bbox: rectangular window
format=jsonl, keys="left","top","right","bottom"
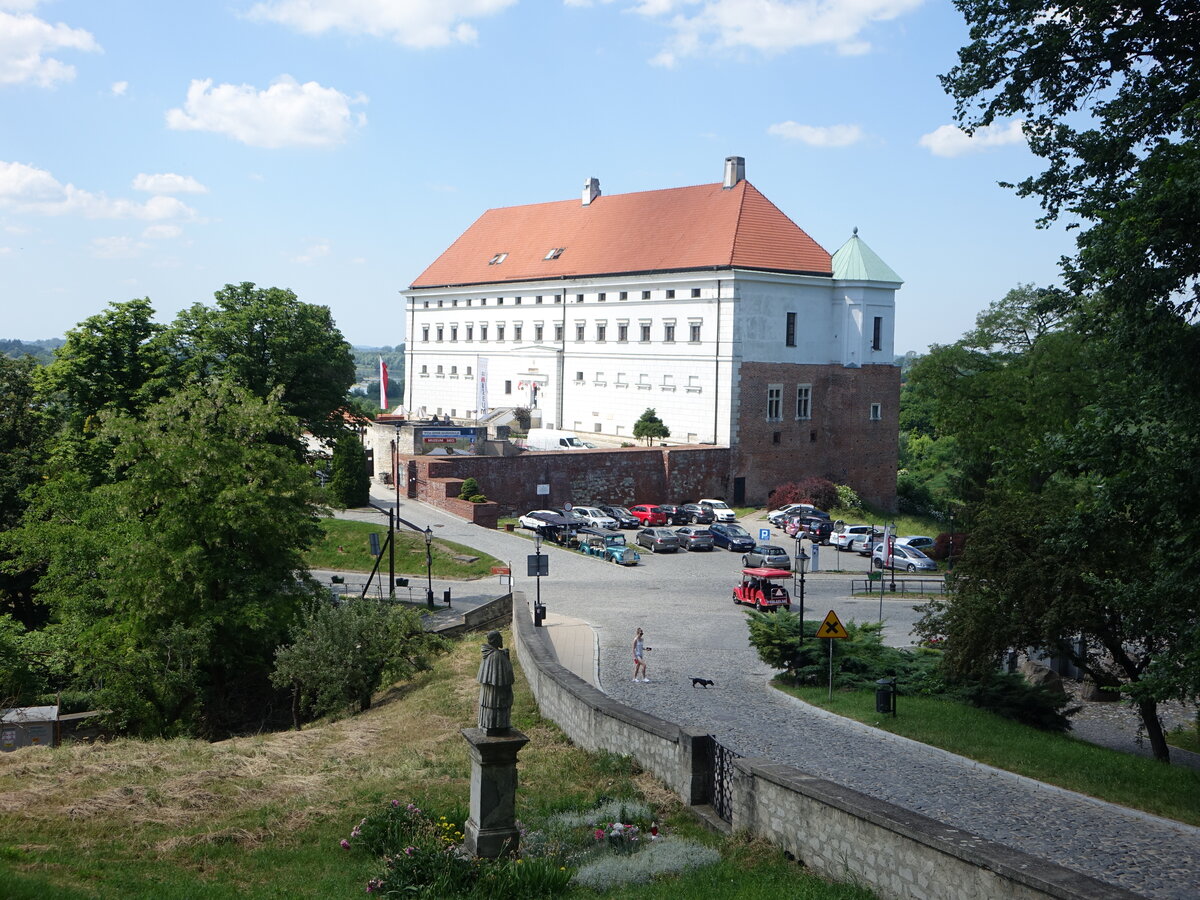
{"left": 641, "top": 290, "right": 651, "bottom": 299}
{"left": 422, "top": 325, "right": 429, "bottom": 342}
{"left": 436, "top": 326, "right": 444, "bottom": 342}
{"left": 497, "top": 324, "right": 505, "bottom": 341}
{"left": 514, "top": 324, "right": 522, "bottom": 341}
{"left": 796, "top": 385, "right": 811, "bottom": 420}
{"left": 554, "top": 294, "right": 562, "bottom": 303}
{"left": 420, "top": 365, "right": 427, "bottom": 374}
{"left": 466, "top": 325, "right": 473, "bottom": 341}
{"left": 536, "top": 295, "right": 543, "bottom": 303}
{"left": 515, "top": 296, "right": 522, "bottom": 305}
{"left": 504, "top": 380, "right": 512, "bottom": 395}
{"left": 575, "top": 371, "right": 584, "bottom": 382}
{"left": 664, "top": 323, "right": 676, "bottom": 342}
{"left": 618, "top": 323, "right": 628, "bottom": 342}
{"left": 450, "top": 326, "right": 458, "bottom": 342}
{"left": 870, "top": 402, "right": 882, "bottom": 421}
{"left": 576, "top": 323, "right": 585, "bottom": 341}
{"left": 450, "top": 365, "right": 457, "bottom": 375}
{"left": 575, "top": 294, "right": 584, "bottom": 303}
{"left": 598, "top": 292, "right": 606, "bottom": 302}
{"left": 497, "top": 297, "right": 504, "bottom": 305}
{"left": 640, "top": 323, "right": 651, "bottom": 342}
{"left": 480, "top": 324, "right": 488, "bottom": 341}
{"left": 436, "top": 365, "right": 443, "bottom": 374}
{"left": 767, "top": 385, "right": 783, "bottom": 421}
{"left": 554, "top": 323, "right": 563, "bottom": 341}
{"left": 619, "top": 291, "right": 628, "bottom": 300}
{"left": 535, "top": 324, "right": 544, "bottom": 342}
{"left": 691, "top": 288, "right": 700, "bottom": 298}
{"left": 596, "top": 323, "right": 606, "bottom": 341}
{"left": 689, "top": 323, "right": 701, "bottom": 342}
{"left": 872, "top": 316, "right": 883, "bottom": 351}
{"left": 451, "top": 299, "right": 458, "bottom": 307}
{"left": 466, "top": 366, "right": 472, "bottom": 375}
{"left": 786, "top": 312, "right": 796, "bottom": 347}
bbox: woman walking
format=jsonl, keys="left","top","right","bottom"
{"left": 633, "top": 628, "right": 649, "bottom": 682}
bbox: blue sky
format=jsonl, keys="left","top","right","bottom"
{"left": 1, "top": 0, "right": 1076, "bottom": 354}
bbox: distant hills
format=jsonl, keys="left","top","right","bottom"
{"left": 1, "top": 338, "right": 64, "bottom": 364}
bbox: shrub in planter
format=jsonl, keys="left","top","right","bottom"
{"left": 457, "top": 477, "right": 487, "bottom": 503}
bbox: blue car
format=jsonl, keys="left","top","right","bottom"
{"left": 709, "top": 523, "right": 756, "bottom": 552}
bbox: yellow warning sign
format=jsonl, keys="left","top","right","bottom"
{"left": 818, "top": 609, "right": 849, "bottom": 639}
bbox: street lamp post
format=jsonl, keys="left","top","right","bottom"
{"left": 424, "top": 525, "right": 435, "bottom": 609}
{"left": 948, "top": 512, "right": 955, "bottom": 571}
{"left": 794, "top": 543, "right": 810, "bottom": 636}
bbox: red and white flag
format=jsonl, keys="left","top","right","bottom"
{"left": 379, "top": 357, "right": 389, "bottom": 411}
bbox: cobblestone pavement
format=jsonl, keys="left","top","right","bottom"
{"left": 345, "top": 493, "right": 1200, "bottom": 898}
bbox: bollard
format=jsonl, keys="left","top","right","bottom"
{"left": 443, "top": 588, "right": 452, "bottom": 607}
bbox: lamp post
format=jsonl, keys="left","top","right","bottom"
{"left": 794, "top": 542, "right": 810, "bottom": 637}
{"left": 948, "top": 511, "right": 955, "bottom": 571}
{"left": 424, "top": 525, "right": 435, "bottom": 609}
{"left": 888, "top": 521, "right": 897, "bottom": 593}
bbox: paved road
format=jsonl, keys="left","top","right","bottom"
{"left": 340, "top": 490, "right": 1200, "bottom": 899}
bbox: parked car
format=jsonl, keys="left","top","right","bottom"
{"left": 784, "top": 514, "right": 833, "bottom": 544}
{"left": 636, "top": 527, "right": 680, "bottom": 553}
{"left": 831, "top": 524, "right": 877, "bottom": 550}
{"left": 766, "top": 503, "right": 825, "bottom": 526}
{"left": 674, "top": 526, "right": 714, "bottom": 551}
{"left": 680, "top": 503, "right": 715, "bottom": 525}
{"left": 658, "top": 504, "right": 691, "bottom": 526}
{"left": 518, "top": 509, "right": 564, "bottom": 530}
{"left": 568, "top": 506, "right": 619, "bottom": 530}
{"left": 709, "top": 523, "right": 756, "bottom": 552}
{"left": 895, "top": 535, "right": 935, "bottom": 553}
{"left": 732, "top": 567, "right": 792, "bottom": 611}
{"left": 872, "top": 543, "right": 937, "bottom": 572}
{"left": 698, "top": 498, "right": 737, "bottom": 522}
{"left": 846, "top": 530, "right": 883, "bottom": 553}
{"left": 629, "top": 504, "right": 668, "bottom": 526}
{"left": 741, "top": 544, "right": 792, "bottom": 570}
{"left": 599, "top": 505, "right": 641, "bottom": 529}
{"left": 578, "top": 528, "right": 641, "bottom": 565}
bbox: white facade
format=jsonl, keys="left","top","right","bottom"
{"left": 404, "top": 263, "right": 897, "bottom": 446}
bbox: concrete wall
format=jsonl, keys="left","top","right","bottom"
{"left": 511, "top": 598, "right": 1137, "bottom": 900}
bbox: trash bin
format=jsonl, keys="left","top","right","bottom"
{"left": 533, "top": 601, "right": 546, "bottom": 627}
{"left": 875, "top": 678, "right": 896, "bottom": 715}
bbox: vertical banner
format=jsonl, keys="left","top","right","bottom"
{"left": 476, "top": 356, "right": 489, "bottom": 415}
{"left": 379, "top": 356, "right": 389, "bottom": 411}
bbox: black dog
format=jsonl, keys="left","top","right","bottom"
{"left": 691, "top": 677, "right": 714, "bottom": 689}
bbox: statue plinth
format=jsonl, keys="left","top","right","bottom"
{"left": 461, "top": 727, "right": 529, "bottom": 858}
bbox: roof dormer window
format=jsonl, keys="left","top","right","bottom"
{"left": 544, "top": 247, "right": 565, "bottom": 260}
{"left": 489, "top": 252, "right": 508, "bottom": 265}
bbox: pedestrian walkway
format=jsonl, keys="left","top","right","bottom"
{"left": 537, "top": 613, "right": 600, "bottom": 688}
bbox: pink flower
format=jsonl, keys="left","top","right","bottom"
{"left": 391, "top": 799, "right": 400, "bottom": 808}
{"left": 594, "top": 829, "right": 604, "bottom": 840}
{"left": 340, "top": 839, "right": 351, "bottom": 850}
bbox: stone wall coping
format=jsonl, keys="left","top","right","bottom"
{"left": 734, "top": 757, "right": 1140, "bottom": 900}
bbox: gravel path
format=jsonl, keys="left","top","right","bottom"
{"left": 344, "top": 493, "right": 1200, "bottom": 898}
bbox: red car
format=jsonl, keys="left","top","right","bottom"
{"left": 629, "top": 504, "right": 668, "bottom": 526}
{"left": 732, "top": 568, "right": 792, "bottom": 611}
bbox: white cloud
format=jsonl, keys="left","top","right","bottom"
{"left": 111, "top": 80, "right": 128, "bottom": 95}
{"left": 291, "top": 239, "right": 331, "bottom": 264}
{"left": 132, "top": 172, "right": 209, "bottom": 194}
{"left": 247, "top": 0, "right": 516, "bottom": 49}
{"left": 142, "top": 224, "right": 182, "bottom": 240}
{"left": 165, "top": 76, "right": 367, "bottom": 148}
{"left": 0, "top": 161, "right": 197, "bottom": 220}
{"left": 635, "top": 0, "right": 923, "bottom": 66}
{"left": 91, "top": 236, "right": 148, "bottom": 259}
{"left": 768, "top": 121, "right": 864, "bottom": 147}
{"left": 0, "top": 9, "right": 99, "bottom": 87}
{"left": 918, "top": 120, "right": 1026, "bottom": 157}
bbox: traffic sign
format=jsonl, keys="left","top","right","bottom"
{"left": 759, "top": 528, "right": 771, "bottom": 541}
{"left": 818, "top": 609, "right": 849, "bottom": 639}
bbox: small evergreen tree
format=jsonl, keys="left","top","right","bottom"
{"left": 632, "top": 408, "right": 670, "bottom": 446}
{"left": 329, "top": 432, "right": 370, "bottom": 508}
{"left": 457, "top": 477, "right": 486, "bottom": 503}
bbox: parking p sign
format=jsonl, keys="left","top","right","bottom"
{"left": 759, "top": 528, "right": 771, "bottom": 541}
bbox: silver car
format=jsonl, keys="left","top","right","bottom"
{"left": 741, "top": 544, "right": 792, "bottom": 570}
{"left": 872, "top": 543, "right": 937, "bottom": 572}
{"left": 674, "top": 526, "right": 714, "bottom": 551}
{"left": 636, "top": 527, "right": 681, "bottom": 553}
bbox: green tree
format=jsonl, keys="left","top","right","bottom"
{"left": 329, "top": 431, "right": 370, "bottom": 508}
{"left": 163, "top": 283, "right": 356, "bottom": 444}
{"left": 632, "top": 408, "right": 670, "bottom": 446}
{"left": 11, "top": 380, "right": 326, "bottom": 736}
{"left": 272, "top": 599, "right": 447, "bottom": 726}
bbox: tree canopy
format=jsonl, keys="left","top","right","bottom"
{"left": 632, "top": 408, "right": 670, "bottom": 446}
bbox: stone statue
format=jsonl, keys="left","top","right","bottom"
{"left": 477, "top": 630, "right": 514, "bottom": 734}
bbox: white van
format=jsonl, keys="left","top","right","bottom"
{"left": 523, "top": 428, "right": 589, "bottom": 451}
{"left": 698, "top": 498, "right": 736, "bottom": 522}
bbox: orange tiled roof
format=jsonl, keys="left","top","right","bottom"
{"left": 409, "top": 180, "right": 832, "bottom": 289}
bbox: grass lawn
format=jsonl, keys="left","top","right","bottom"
{"left": 0, "top": 635, "right": 873, "bottom": 899}
{"left": 306, "top": 517, "right": 504, "bottom": 579}
{"left": 774, "top": 680, "right": 1200, "bottom": 826}
{"left": 1167, "top": 724, "right": 1200, "bottom": 755}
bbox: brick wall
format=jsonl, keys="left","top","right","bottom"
{"left": 734, "top": 362, "right": 899, "bottom": 510}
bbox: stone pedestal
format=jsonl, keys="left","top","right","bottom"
{"left": 461, "top": 727, "right": 529, "bottom": 858}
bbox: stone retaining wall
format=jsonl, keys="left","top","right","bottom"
{"left": 510, "top": 596, "right": 1137, "bottom": 900}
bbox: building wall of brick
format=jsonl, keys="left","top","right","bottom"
{"left": 733, "top": 362, "right": 898, "bottom": 509}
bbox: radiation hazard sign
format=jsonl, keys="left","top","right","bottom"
{"left": 818, "top": 609, "right": 849, "bottom": 639}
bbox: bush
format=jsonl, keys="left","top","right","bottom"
{"left": 572, "top": 840, "right": 719, "bottom": 890}
{"left": 458, "top": 477, "right": 487, "bottom": 503}
{"left": 767, "top": 477, "right": 838, "bottom": 511}
{"left": 835, "top": 483, "right": 863, "bottom": 510}
{"left": 948, "top": 671, "right": 1078, "bottom": 732}
{"left": 930, "top": 532, "right": 967, "bottom": 561}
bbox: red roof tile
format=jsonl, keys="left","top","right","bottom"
{"left": 409, "top": 180, "right": 832, "bottom": 289}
